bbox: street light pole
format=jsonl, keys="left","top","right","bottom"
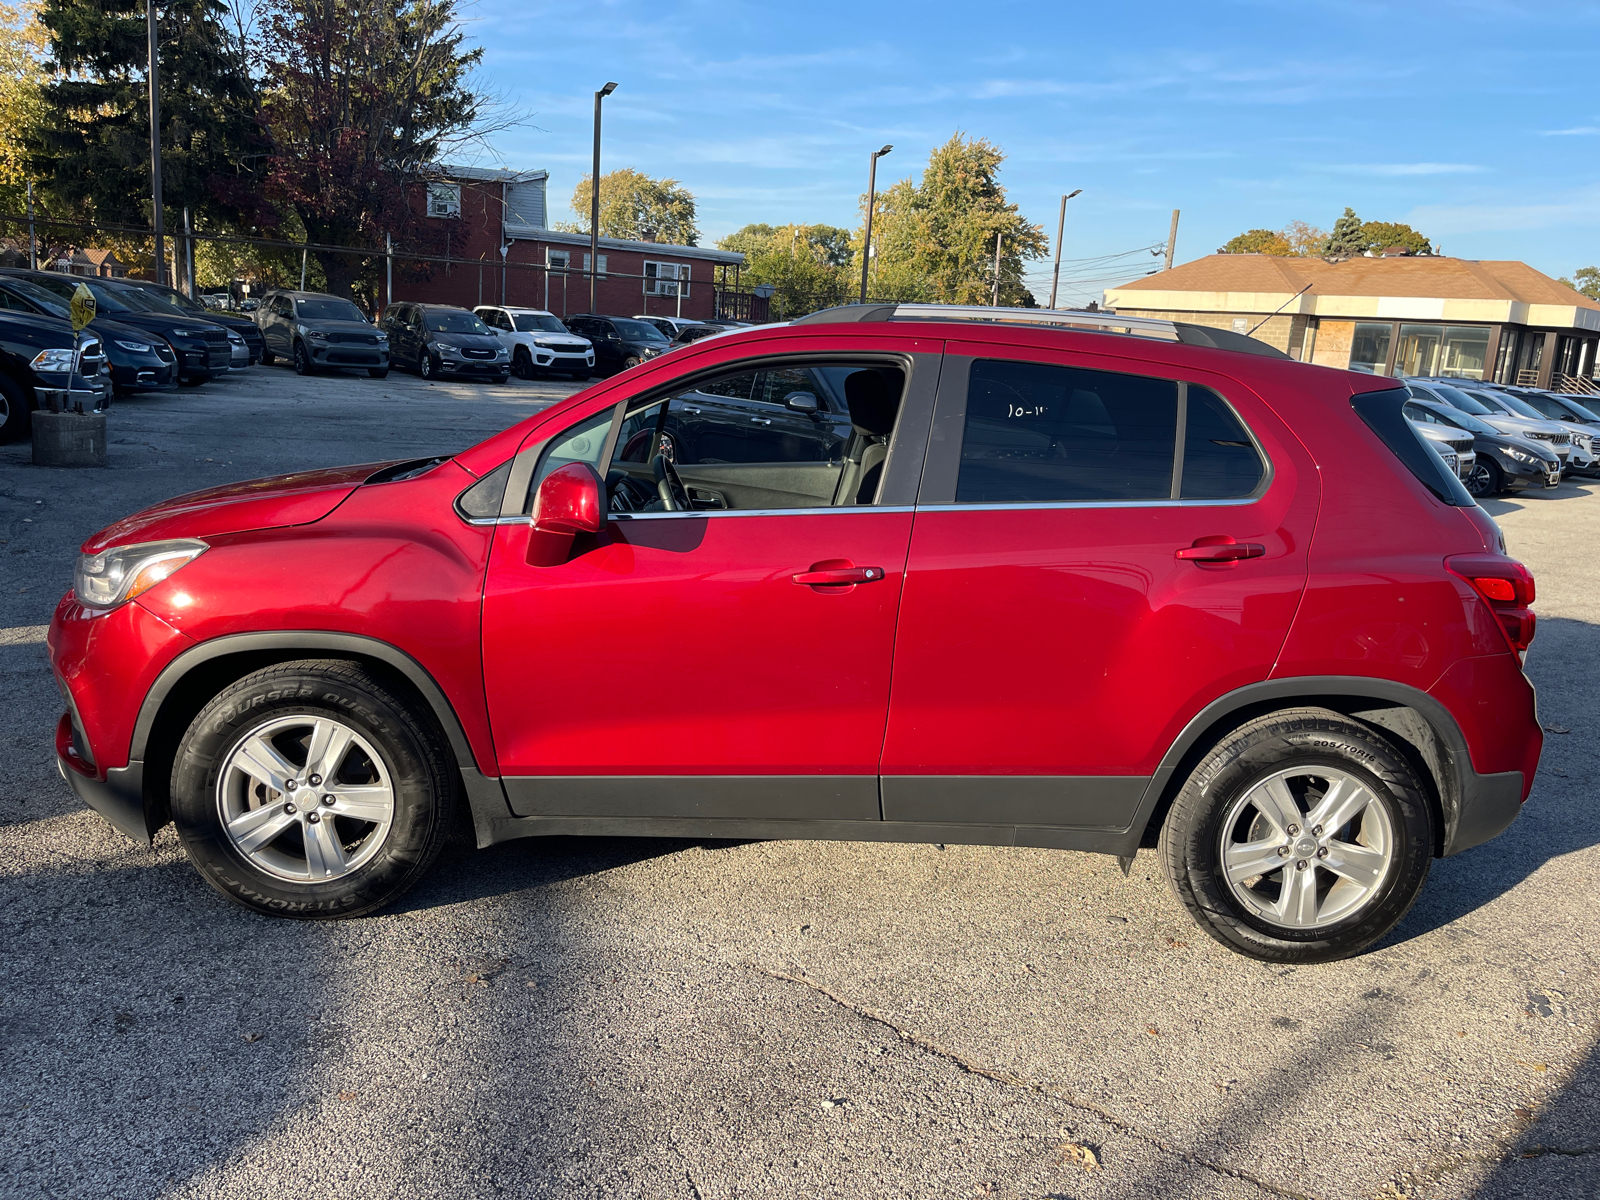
{"left": 590, "top": 82, "right": 617, "bottom": 315}
{"left": 1047, "top": 188, "right": 1083, "bottom": 310}
{"left": 146, "top": 0, "right": 167, "bottom": 285}
{"left": 991, "top": 230, "right": 1003, "bottom": 306}
{"left": 858, "top": 144, "right": 892, "bottom": 304}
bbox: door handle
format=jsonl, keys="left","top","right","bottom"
{"left": 1175, "top": 539, "right": 1265, "bottom": 563}
{"left": 792, "top": 566, "right": 885, "bottom": 586}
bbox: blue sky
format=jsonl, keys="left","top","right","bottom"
{"left": 465, "top": 0, "right": 1600, "bottom": 305}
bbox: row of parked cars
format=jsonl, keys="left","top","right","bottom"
{"left": 1402, "top": 376, "right": 1600, "bottom": 497}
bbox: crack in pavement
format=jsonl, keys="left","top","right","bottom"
{"left": 750, "top": 964, "right": 1323, "bottom": 1200}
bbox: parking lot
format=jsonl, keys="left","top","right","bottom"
{"left": 2, "top": 364, "right": 1597, "bottom": 1200}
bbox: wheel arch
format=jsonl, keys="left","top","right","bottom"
{"left": 131, "top": 631, "right": 495, "bottom": 836}
{"left": 1134, "top": 676, "right": 1498, "bottom": 859}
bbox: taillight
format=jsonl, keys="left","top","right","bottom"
{"left": 1446, "top": 554, "right": 1536, "bottom": 654}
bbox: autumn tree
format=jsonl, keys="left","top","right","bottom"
{"left": 1220, "top": 228, "right": 1292, "bottom": 255}
{"left": 560, "top": 168, "right": 698, "bottom": 245}
{"left": 1559, "top": 266, "right": 1600, "bottom": 301}
{"left": 0, "top": 0, "right": 46, "bottom": 212}
{"left": 715, "top": 222, "right": 853, "bottom": 316}
{"left": 32, "top": 0, "right": 259, "bottom": 227}
{"left": 1359, "top": 220, "right": 1431, "bottom": 256}
{"left": 1283, "top": 220, "right": 1327, "bottom": 257}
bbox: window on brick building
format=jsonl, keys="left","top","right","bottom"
{"left": 644, "top": 261, "right": 690, "bottom": 296}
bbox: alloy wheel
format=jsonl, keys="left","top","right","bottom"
{"left": 419, "top": 351, "right": 433, "bottom": 379}
{"left": 1466, "top": 461, "right": 1496, "bottom": 497}
{"left": 1217, "top": 766, "right": 1395, "bottom": 930}
{"left": 216, "top": 714, "right": 396, "bottom": 882}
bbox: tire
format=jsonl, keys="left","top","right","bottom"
{"left": 1466, "top": 458, "right": 1504, "bottom": 497}
{"left": 368, "top": 368, "right": 389, "bottom": 379}
{"left": 260, "top": 347, "right": 275, "bottom": 366}
{"left": 623, "top": 356, "right": 641, "bottom": 370}
{"left": 170, "top": 660, "right": 457, "bottom": 919}
{"left": 293, "top": 341, "right": 313, "bottom": 376}
{"left": 0, "top": 371, "right": 32, "bottom": 443}
{"left": 418, "top": 350, "right": 435, "bottom": 380}
{"left": 513, "top": 348, "right": 532, "bottom": 380}
{"left": 1158, "top": 708, "right": 1433, "bottom": 963}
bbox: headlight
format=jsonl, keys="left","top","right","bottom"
{"left": 228, "top": 333, "right": 245, "bottom": 346}
{"left": 304, "top": 328, "right": 328, "bottom": 342}
{"left": 170, "top": 329, "right": 202, "bottom": 341}
{"left": 74, "top": 539, "right": 207, "bottom": 609}
{"left": 30, "top": 348, "right": 76, "bottom": 371}
{"left": 375, "top": 333, "right": 388, "bottom": 342}
{"left": 114, "top": 339, "right": 154, "bottom": 353}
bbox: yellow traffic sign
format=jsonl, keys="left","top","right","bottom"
{"left": 70, "top": 283, "right": 96, "bottom": 332}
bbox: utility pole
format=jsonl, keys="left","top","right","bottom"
{"left": 991, "top": 230, "right": 1004, "bottom": 306}
{"left": 183, "top": 207, "right": 193, "bottom": 296}
{"left": 300, "top": 245, "right": 307, "bottom": 291}
{"left": 146, "top": 0, "right": 167, "bottom": 285}
{"left": 590, "top": 82, "right": 617, "bottom": 314}
{"left": 386, "top": 233, "right": 393, "bottom": 311}
{"left": 26, "top": 181, "right": 35, "bottom": 269}
{"left": 1164, "top": 209, "right": 1180, "bottom": 272}
{"left": 1047, "top": 188, "right": 1083, "bottom": 310}
{"left": 858, "top": 144, "right": 892, "bottom": 303}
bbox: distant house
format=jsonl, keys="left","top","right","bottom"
{"left": 393, "top": 165, "right": 756, "bottom": 322}
{"left": 52, "top": 248, "right": 128, "bottom": 278}
{"left": 1106, "top": 254, "right": 1600, "bottom": 393}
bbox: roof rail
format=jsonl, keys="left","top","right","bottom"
{"left": 791, "top": 302, "right": 1291, "bottom": 360}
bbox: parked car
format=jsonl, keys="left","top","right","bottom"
{"left": 0, "top": 308, "right": 110, "bottom": 440}
{"left": 1, "top": 269, "right": 231, "bottom": 386}
{"left": 380, "top": 302, "right": 507, "bottom": 383}
{"left": 632, "top": 314, "right": 704, "bottom": 340}
{"left": 225, "top": 329, "right": 249, "bottom": 372}
{"left": 1405, "top": 379, "right": 1573, "bottom": 468}
{"left": 1409, "top": 418, "right": 1475, "bottom": 481}
{"left": 0, "top": 276, "right": 177, "bottom": 399}
{"left": 664, "top": 323, "right": 727, "bottom": 352}
{"left": 562, "top": 314, "right": 670, "bottom": 375}
{"left": 115, "top": 280, "right": 266, "bottom": 365}
{"left": 257, "top": 290, "right": 389, "bottom": 377}
{"left": 1404, "top": 396, "right": 1559, "bottom": 496}
{"left": 1485, "top": 386, "right": 1600, "bottom": 477}
{"left": 472, "top": 305, "right": 595, "bottom": 380}
{"left": 47, "top": 302, "right": 1543, "bottom": 963}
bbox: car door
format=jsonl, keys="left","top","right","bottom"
{"left": 479, "top": 336, "right": 940, "bottom": 823}
{"left": 879, "top": 342, "right": 1319, "bottom": 834}
{"left": 262, "top": 296, "right": 288, "bottom": 353}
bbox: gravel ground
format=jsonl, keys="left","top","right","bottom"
{"left": 1, "top": 365, "right": 1596, "bottom": 1200}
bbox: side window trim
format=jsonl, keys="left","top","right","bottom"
{"left": 917, "top": 353, "right": 1271, "bottom": 508}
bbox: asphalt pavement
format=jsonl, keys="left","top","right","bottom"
{"left": 1, "top": 364, "right": 1596, "bottom": 1200}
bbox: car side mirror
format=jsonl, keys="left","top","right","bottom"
{"left": 531, "top": 462, "right": 606, "bottom": 537}
{"left": 783, "top": 391, "right": 819, "bottom": 413}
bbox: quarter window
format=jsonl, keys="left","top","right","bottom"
{"left": 1181, "top": 385, "right": 1265, "bottom": 499}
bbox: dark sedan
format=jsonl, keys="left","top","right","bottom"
{"left": 1403, "top": 396, "right": 1559, "bottom": 496}
{"left": 0, "top": 270, "right": 230, "bottom": 385}
{"left": 0, "top": 276, "right": 176, "bottom": 398}
{"left": 115, "top": 280, "right": 264, "bottom": 364}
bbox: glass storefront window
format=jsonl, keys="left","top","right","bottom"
{"left": 1495, "top": 329, "right": 1520, "bottom": 383}
{"left": 1439, "top": 326, "right": 1490, "bottom": 379}
{"left": 1396, "top": 325, "right": 1443, "bottom": 377}
{"left": 1349, "top": 322, "right": 1392, "bottom": 375}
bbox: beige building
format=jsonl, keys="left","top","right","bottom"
{"left": 1105, "top": 254, "right": 1600, "bottom": 393}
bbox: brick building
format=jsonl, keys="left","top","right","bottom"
{"left": 389, "top": 165, "right": 749, "bottom": 322}
{"left": 1106, "top": 253, "right": 1600, "bottom": 392}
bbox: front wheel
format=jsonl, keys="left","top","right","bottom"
{"left": 0, "top": 372, "right": 31, "bottom": 442}
{"left": 170, "top": 661, "right": 457, "bottom": 919}
{"left": 292, "top": 341, "right": 313, "bottom": 376}
{"left": 1466, "top": 458, "right": 1503, "bottom": 497}
{"left": 418, "top": 350, "right": 436, "bottom": 379}
{"left": 622, "top": 355, "right": 641, "bottom": 370}
{"left": 512, "top": 348, "right": 532, "bottom": 379}
{"left": 1159, "top": 708, "right": 1433, "bottom": 963}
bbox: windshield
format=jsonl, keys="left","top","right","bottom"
{"left": 611, "top": 318, "right": 669, "bottom": 343}
{"left": 1, "top": 278, "right": 68, "bottom": 316}
{"left": 1562, "top": 397, "right": 1600, "bottom": 421}
{"left": 128, "top": 285, "right": 204, "bottom": 315}
{"left": 424, "top": 309, "right": 490, "bottom": 334}
{"left": 298, "top": 298, "right": 368, "bottom": 323}
{"left": 513, "top": 314, "right": 569, "bottom": 334}
{"left": 1450, "top": 390, "right": 1501, "bottom": 415}
{"left": 26, "top": 275, "right": 135, "bottom": 312}
{"left": 1499, "top": 393, "right": 1551, "bottom": 421}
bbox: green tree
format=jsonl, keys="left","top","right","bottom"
{"left": 1559, "top": 266, "right": 1600, "bottom": 300}
{"left": 863, "top": 132, "right": 1044, "bottom": 306}
{"left": 1322, "top": 206, "right": 1366, "bottom": 259}
{"left": 0, "top": 1, "right": 46, "bottom": 199}
{"left": 559, "top": 168, "right": 698, "bottom": 245}
{"left": 32, "top": 0, "right": 260, "bottom": 229}
{"left": 714, "top": 222, "right": 853, "bottom": 316}
{"left": 1220, "top": 228, "right": 1292, "bottom": 255}
{"left": 1360, "top": 220, "right": 1431, "bottom": 256}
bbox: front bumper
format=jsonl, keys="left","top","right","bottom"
{"left": 310, "top": 342, "right": 388, "bottom": 368}
{"left": 437, "top": 356, "right": 508, "bottom": 376}
{"left": 57, "top": 727, "right": 150, "bottom": 844}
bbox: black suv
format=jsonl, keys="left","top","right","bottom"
{"left": 563, "top": 314, "right": 671, "bottom": 375}
{"left": 381, "top": 302, "right": 509, "bottom": 382}
{"left": 256, "top": 290, "right": 389, "bottom": 377}
{"left": 116, "top": 280, "right": 265, "bottom": 364}
{"left": 0, "top": 270, "right": 230, "bottom": 386}
{"left": 0, "top": 276, "right": 176, "bottom": 398}
{"left": 0, "top": 309, "right": 110, "bottom": 441}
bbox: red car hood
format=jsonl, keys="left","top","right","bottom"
{"left": 83, "top": 462, "right": 396, "bottom": 553}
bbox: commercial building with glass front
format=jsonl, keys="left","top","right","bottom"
{"left": 1105, "top": 254, "right": 1600, "bottom": 393}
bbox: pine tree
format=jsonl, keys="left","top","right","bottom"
{"left": 1322, "top": 207, "right": 1367, "bottom": 259}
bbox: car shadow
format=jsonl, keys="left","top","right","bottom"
{"left": 1478, "top": 475, "right": 1600, "bottom": 518}
{"left": 1470, "top": 1036, "right": 1600, "bottom": 1196}
{"left": 1382, "top": 614, "right": 1597, "bottom": 946}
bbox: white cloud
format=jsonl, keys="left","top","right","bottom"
{"left": 1315, "top": 162, "right": 1489, "bottom": 176}
{"left": 1539, "top": 126, "right": 1599, "bottom": 136}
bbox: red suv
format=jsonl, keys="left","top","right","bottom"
{"left": 48, "top": 304, "right": 1542, "bottom": 961}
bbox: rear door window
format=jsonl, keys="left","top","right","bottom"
{"left": 1181, "top": 385, "right": 1265, "bottom": 499}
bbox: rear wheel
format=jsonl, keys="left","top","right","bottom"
{"left": 170, "top": 661, "right": 457, "bottom": 919}
{"left": 1466, "top": 458, "right": 1504, "bottom": 497}
{"left": 0, "top": 372, "right": 32, "bottom": 442}
{"left": 1159, "top": 708, "right": 1433, "bottom": 963}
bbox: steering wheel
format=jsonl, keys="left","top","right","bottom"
{"left": 652, "top": 452, "right": 692, "bottom": 512}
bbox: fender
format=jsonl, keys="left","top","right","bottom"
{"left": 1124, "top": 674, "right": 1524, "bottom": 859}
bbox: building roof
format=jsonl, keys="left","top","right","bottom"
{"left": 1108, "top": 253, "right": 1600, "bottom": 333}
{"left": 432, "top": 163, "right": 548, "bottom": 184}
{"left": 506, "top": 225, "right": 744, "bottom": 265}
